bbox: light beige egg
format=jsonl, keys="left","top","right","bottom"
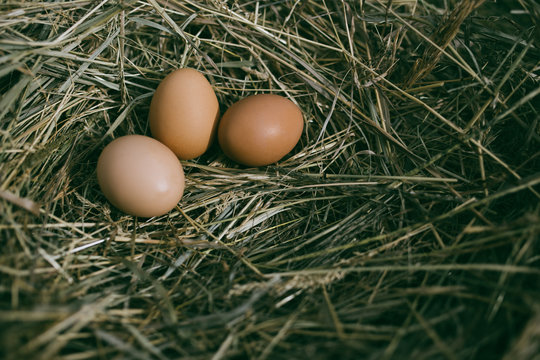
{"left": 97, "top": 135, "right": 185, "bottom": 217}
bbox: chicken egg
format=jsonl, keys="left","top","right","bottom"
{"left": 218, "top": 94, "right": 303, "bottom": 166}
{"left": 149, "top": 68, "right": 220, "bottom": 160}
{"left": 97, "top": 135, "right": 185, "bottom": 217}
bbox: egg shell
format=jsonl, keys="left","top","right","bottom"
{"left": 149, "top": 68, "right": 219, "bottom": 160}
{"left": 218, "top": 94, "right": 303, "bottom": 166}
{"left": 97, "top": 135, "right": 185, "bottom": 218}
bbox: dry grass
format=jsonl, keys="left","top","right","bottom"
{"left": 1, "top": 0, "right": 539, "bottom": 359}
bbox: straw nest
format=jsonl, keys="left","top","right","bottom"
{"left": 1, "top": 0, "right": 539, "bottom": 359}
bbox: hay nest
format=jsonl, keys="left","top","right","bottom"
{"left": 1, "top": 0, "right": 539, "bottom": 359}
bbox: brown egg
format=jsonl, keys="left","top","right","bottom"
{"left": 149, "top": 68, "right": 219, "bottom": 160}
{"left": 97, "top": 135, "right": 185, "bottom": 217}
{"left": 218, "top": 94, "right": 303, "bottom": 166}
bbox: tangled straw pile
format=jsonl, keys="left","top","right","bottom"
{"left": 1, "top": 0, "right": 539, "bottom": 359}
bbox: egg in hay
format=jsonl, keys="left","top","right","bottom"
{"left": 218, "top": 94, "right": 303, "bottom": 166}
{"left": 97, "top": 135, "right": 185, "bottom": 218}
{"left": 149, "top": 68, "right": 219, "bottom": 160}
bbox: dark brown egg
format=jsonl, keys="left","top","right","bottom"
{"left": 149, "top": 68, "right": 219, "bottom": 160}
{"left": 97, "top": 135, "right": 185, "bottom": 217}
{"left": 218, "top": 94, "right": 303, "bottom": 166}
